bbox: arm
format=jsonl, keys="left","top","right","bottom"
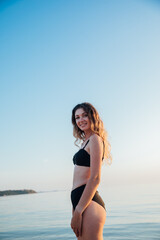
{"left": 75, "top": 134, "right": 103, "bottom": 215}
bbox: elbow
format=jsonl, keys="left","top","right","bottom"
{"left": 89, "top": 175, "right": 100, "bottom": 185}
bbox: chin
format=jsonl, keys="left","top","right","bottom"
{"left": 81, "top": 127, "right": 90, "bottom": 131}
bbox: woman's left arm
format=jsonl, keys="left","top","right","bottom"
{"left": 75, "top": 134, "right": 103, "bottom": 215}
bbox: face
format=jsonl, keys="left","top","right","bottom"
{"left": 75, "top": 108, "right": 91, "bottom": 131}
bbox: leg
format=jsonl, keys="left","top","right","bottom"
{"left": 78, "top": 200, "right": 106, "bottom": 240}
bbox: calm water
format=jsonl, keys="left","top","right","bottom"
{"left": 0, "top": 184, "right": 160, "bottom": 240}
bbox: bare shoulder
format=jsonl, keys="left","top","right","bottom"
{"left": 90, "top": 134, "right": 102, "bottom": 146}
{"left": 89, "top": 134, "right": 103, "bottom": 158}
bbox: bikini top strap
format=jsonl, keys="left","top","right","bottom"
{"left": 82, "top": 139, "right": 90, "bottom": 149}
{"left": 83, "top": 139, "right": 104, "bottom": 158}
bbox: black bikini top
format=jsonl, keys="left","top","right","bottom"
{"left": 73, "top": 139, "right": 104, "bottom": 167}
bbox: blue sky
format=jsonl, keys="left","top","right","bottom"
{"left": 0, "top": 0, "right": 160, "bottom": 191}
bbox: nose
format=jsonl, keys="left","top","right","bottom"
{"left": 78, "top": 116, "right": 85, "bottom": 123}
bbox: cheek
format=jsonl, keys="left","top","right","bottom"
{"left": 86, "top": 117, "right": 90, "bottom": 122}
{"left": 88, "top": 119, "right": 91, "bottom": 126}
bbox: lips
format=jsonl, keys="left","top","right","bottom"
{"left": 80, "top": 123, "right": 87, "bottom": 127}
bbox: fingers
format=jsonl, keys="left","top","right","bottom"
{"left": 71, "top": 226, "right": 81, "bottom": 238}
{"left": 70, "top": 216, "right": 82, "bottom": 237}
{"left": 79, "top": 226, "right": 82, "bottom": 236}
{"left": 72, "top": 227, "right": 79, "bottom": 237}
{"left": 76, "top": 227, "right": 82, "bottom": 237}
{"left": 75, "top": 228, "right": 79, "bottom": 238}
{"left": 74, "top": 227, "right": 82, "bottom": 237}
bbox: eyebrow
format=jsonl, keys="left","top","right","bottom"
{"left": 75, "top": 112, "right": 86, "bottom": 117}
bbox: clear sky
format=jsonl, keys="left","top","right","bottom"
{"left": 0, "top": 0, "right": 160, "bottom": 191}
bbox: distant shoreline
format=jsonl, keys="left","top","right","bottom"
{"left": 0, "top": 189, "right": 37, "bottom": 197}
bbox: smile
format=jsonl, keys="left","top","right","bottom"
{"left": 80, "top": 123, "right": 87, "bottom": 127}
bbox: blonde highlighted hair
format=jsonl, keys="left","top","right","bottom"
{"left": 71, "top": 102, "right": 112, "bottom": 164}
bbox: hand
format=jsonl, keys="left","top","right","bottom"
{"left": 70, "top": 208, "right": 82, "bottom": 237}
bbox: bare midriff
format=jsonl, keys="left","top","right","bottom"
{"left": 72, "top": 165, "right": 90, "bottom": 191}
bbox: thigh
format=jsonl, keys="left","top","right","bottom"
{"left": 78, "top": 200, "right": 106, "bottom": 240}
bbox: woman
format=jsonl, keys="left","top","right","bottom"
{"left": 70, "top": 102, "right": 112, "bottom": 240}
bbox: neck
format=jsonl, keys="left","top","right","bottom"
{"left": 84, "top": 130, "right": 93, "bottom": 141}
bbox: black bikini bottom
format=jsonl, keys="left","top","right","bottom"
{"left": 71, "top": 184, "right": 106, "bottom": 212}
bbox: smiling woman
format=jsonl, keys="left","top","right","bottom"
{"left": 72, "top": 103, "right": 112, "bottom": 163}
{"left": 70, "top": 102, "right": 112, "bottom": 240}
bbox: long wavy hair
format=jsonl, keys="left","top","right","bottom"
{"left": 71, "top": 102, "right": 112, "bottom": 164}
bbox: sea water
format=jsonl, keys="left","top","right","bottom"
{"left": 0, "top": 183, "right": 160, "bottom": 240}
